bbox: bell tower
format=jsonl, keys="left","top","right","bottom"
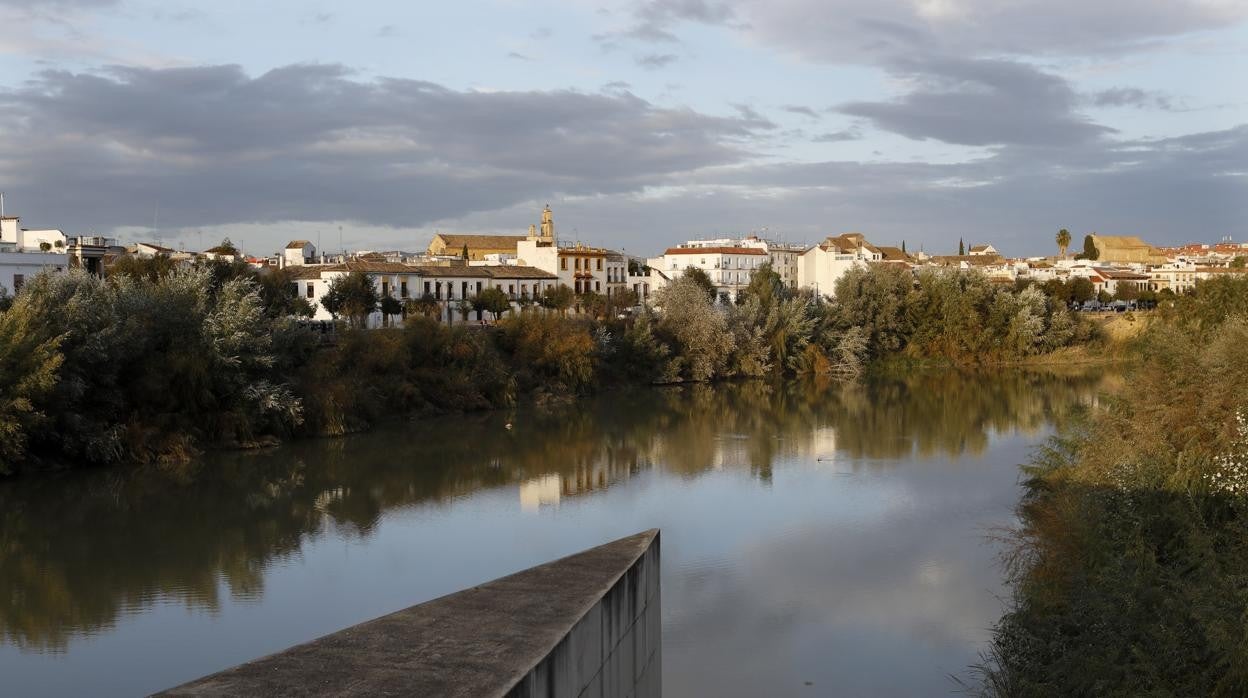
{"left": 539, "top": 204, "right": 555, "bottom": 242}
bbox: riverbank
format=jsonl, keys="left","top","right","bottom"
{"left": 979, "top": 276, "right": 1248, "bottom": 695}
{"left": 1, "top": 262, "right": 1105, "bottom": 476}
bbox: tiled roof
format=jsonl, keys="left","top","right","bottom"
{"left": 484, "top": 266, "right": 558, "bottom": 279}
{"left": 432, "top": 234, "right": 526, "bottom": 249}
{"left": 285, "top": 240, "right": 312, "bottom": 249}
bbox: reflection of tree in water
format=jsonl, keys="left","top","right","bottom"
{"left": 0, "top": 369, "right": 1109, "bottom": 651}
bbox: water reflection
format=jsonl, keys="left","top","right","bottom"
{"left": 0, "top": 369, "right": 1106, "bottom": 667}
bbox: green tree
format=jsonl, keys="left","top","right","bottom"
{"left": 405, "top": 293, "right": 441, "bottom": 320}
{"left": 959, "top": 238, "right": 965, "bottom": 256}
{"left": 321, "top": 272, "right": 378, "bottom": 327}
{"left": 0, "top": 298, "right": 64, "bottom": 474}
{"left": 38, "top": 242, "right": 51, "bottom": 252}
{"left": 109, "top": 254, "right": 177, "bottom": 282}
{"left": 901, "top": 240, "right": 907, "bottom": 255}
{"left": 1056, "top": 228, "right": 1071, "bottom": 257}
{"left": 1231, "top": 256, "right": 1246, "bottom": 269}
{"left": 682, "top": 266, "right": 717, "bottom": 302}
{"left": 540, "top": 285, "right": 575, "bottom": 316}
{"left": 653, "top": 276, "right": 733, "bottom": 381}
{"left": 1076, "top": 234, "right": 1099, "bottom": 260}
{"left": 379, "top": 295, "right": 403, "bottom": 327}
{"left": 742, "top": 262, "right": 784, "bottom": 306}
{"left": 1068, "top": 277, "right": 1095, "bottom": 302}
{"left": 256, "top": 268, "right": 314, "bottom": 318}
{"left": 461, "top": 243, "right": 470, "bottom": 260}
{"left": 474, "top": 286, "right": 512, "bottom": 320}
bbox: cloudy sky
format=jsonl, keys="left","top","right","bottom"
{"left": 0, "top": 0, "right": 1245, "bottom": 257}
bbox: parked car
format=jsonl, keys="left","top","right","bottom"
{"left": 1110, "top": 300, "right": 1129, "bottom": 312}
{"left": 1081, "top": 300, "right": 1102, "bottom": 312}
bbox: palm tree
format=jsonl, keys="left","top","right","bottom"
{"left": 1056, "top": 229, "right": 1072, "bottom": 258}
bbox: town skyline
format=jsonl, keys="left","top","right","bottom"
{"left": 1, "top": 1, "right": 1245, "bottom": 258}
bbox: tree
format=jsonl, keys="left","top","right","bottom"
{"left": 474, "top": 286, "right": 512, "bottom": 321}
{"left": 1056, "top": 228, "right": 1071, "bottom": 257}
{"left": 53, "top": 239, "right": 64, "bottom": 250}
{"left": 256, "top": 268, "right": 314, "bottom": 318}
{"left": 207, "top": 237, "right": 240, "bottom": 256}
{"left": 1068, "top": 277, "right": 1095, "bottom": 303}
{"left": 653, "top": 276, "right": 733, "bottom": 381}
{"left": 1076, "top": 234, "right": 1099, "bottom": 260}
{"left": 39, "top": 242, "right": 51, "bottom": 252}
{"left": 901, "top": 240, "right": 907, "bottom": 255}
{"left": 405, "top": 293, "right": 441, "bottom": 320}
{"left": 109, "top": 254, "right": 177, "bottom": 282}
{"left": 682, "top": 266, "right": 717, "bottom": 302}
{"left": 0, "top": 295, "right": 64, "bottom": 474}
{"left": 321, "top": 271, "right": 378, "bottom": 327}
{"left": 1231, "top": 256, "right": 1246, "bottom": 269}
{"left": 379, "top": 295, "right": 403, "bottom": 327}
{"left": 958, "top": 238, "right": 965, "bottom": 256}
{"left": 461, "top": 243, "right": 470, "bottom": 260}
{"left": 742, "top": 262, "right": 784, "bottom": 306}
{"left": 540, "top": 285, "right": 575, "bottom": 316}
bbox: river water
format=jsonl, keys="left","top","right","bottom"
{"left": 0, "top": 370, "right": 1108, "bottom": 697}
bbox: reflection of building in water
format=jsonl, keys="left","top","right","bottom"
{"left": 519, "top": 475, "right": 562, "bottom": 512}
{"left": 806, "top": 427, "right": 839, "bottom": 462}
{"left": 519, "top": 455, "right": 646, "bottom": 511}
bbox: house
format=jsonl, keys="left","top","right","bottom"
{"left": 135, "top": 242, "right": 176, "bottom": 258}
{"left": 797, "top": 233, "right": 882, "bottom": 298}
{"left": 647, "top": 244, "right": 769, "bottom": 304}
{"left": 0, "top": 214, "right": 69, "bottom": 292}
{"left": 283, "top": 240, "right": 317, "bottom": 267}
{"left": 515, "top": 205, "right": 628, "bottom": 297}
{"left": 968, "top": 244, "right": 998, "bottom": 257}
{"left": 291, "top": 261, "right": 559, "bottom": 327}
{"left": 427, "top": 232, "right": 526, "bottom": 261}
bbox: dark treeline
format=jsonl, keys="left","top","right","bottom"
{"left": 980, "top": 276, "right": 1248, "bottom": 696}
{"left": 0, "top": 259, "right": 1097, "bottom": 475}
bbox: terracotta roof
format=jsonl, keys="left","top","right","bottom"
{"left": 819, "top": 234, "right": 881, "bottom": 255}
{"left": 406, "top": 265, "right": 493, "bottom": 278}
{"left": 432, "top": 234, "right": 526, "bottom": 249}
{"left": 285, "top": 240, "right": 312, "bottom": 249}
{"left": 664, "top": 246, "right": 767, "bottom": 255}
{"left": 928, "top": 255, "right": 1002, "bottom": 266}
{"left": 484, "top": 266, "right": 558, "bottom": 279}
{"left": 284, "top": 266, "right": 327, "bottom": 280}
{"left": 139, "top": 242, "right": 175, "bottom": 253}
{"left": 1094, "top": 267, "right": 1150, "bottom": 280}
{"left": 875, "top": 246, "right": 911, "bottom": 262}
{"left": 968, "top": 244, "right": 992, "bottom": 253}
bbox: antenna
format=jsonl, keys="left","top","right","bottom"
{"left": 1, "top": 191, "right": 5, "bottom": 217}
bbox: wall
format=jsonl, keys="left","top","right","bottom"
{"left": 157, "top": 530, "right": 661, "bottom": 698}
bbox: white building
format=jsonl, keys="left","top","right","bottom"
{"left": 282, "top": 240, "right": 317, "bottom": 267}
{"left": 797, "top": 233, "right": 882, "bottom": 298}
{"left": 647, "top": 244, "right": 769, "bottom": 303}
{"left": 515, "top": 205, "right": 628, "bottom": 297}
{"left": 1, "top": 214, "right": 69, "bottom": 293}
{"left": 968, "top": 244, "right": 999, "bottom": 257}
{"left": 289, "top": 261, "right": 559, "bottom": 327}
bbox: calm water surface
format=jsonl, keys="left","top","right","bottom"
{"left": 0, "top": 371, "right": 1108, "bottom": 697}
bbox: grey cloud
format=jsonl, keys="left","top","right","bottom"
{"left": 0, "top": 64, "right": 771, "bottom": 234}
{"left": 839, "top": 57, "right": 1113, "bottom": 146}
{"left": 376, "top": 25, "right": 399, "bottom": 39}
{"left": 0, "top": 0, "right": 117, "bottom": 6}
{"left": 731, "top": 103, "right": 777, "bottom": 130}
{"left": 530, "top": 26, "right": 552, "bottom": 39}
{"left": 507, "top": 51, "right": 533, "bottom": 61}
{"left": 635, "top": 53, "right": 678, "bottom": 69}
{"left": 782, "top": 104, "right": 818, "bottom": 119}
{"left": 1091, "top": 87, "right": 1175, "bottom": 110}
{"left": 594, "top": 0, "right": 734, "bottom": 48}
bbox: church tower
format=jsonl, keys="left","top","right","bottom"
{"left": 539, "top": 204, "right": 555, "bottom": 242}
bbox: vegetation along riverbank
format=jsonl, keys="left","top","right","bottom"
{"left": 978, "top": 275, "right": 1248, "bottom": 696}
{"left": 0, "top": 258, "right": 1109, "bottom": 475}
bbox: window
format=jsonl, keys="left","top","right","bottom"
{"left": 596, "top": 259, "right": 602, "bottom": 271}
{"left": 462, "top": 281, "right": 469, "bottom": 298}
{"left": 561, "top": 257, "right": 567, "bottom": 270}
{"left": 381, "top": 281, "right": 389, "bottom": 297}
{"left": 401, "top": 281, "right": 408, "bottom": 298}
{"left": 508, "top": 284, "right": 515, "bottom": 297}
{"left": 575, "top": 258, "right": 581, "bottom": 270}
{"left": 306, "top": 282, "right": 314, "bottom": 299}
{"left": 13, "top": 274, "right": 24, "bottom": 292}
{"left": 595, "top": 281, "right": 600, "bottom": 292}
{"left": 424, "top": 281, "right": 431, "bottom": 296}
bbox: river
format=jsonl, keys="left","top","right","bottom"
{"left": 0, "top": 370, "right": 1109, "bottom": 696}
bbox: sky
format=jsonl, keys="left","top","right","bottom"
{"left": 0, "top": 0, "right": 1245, "bottom": 258}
